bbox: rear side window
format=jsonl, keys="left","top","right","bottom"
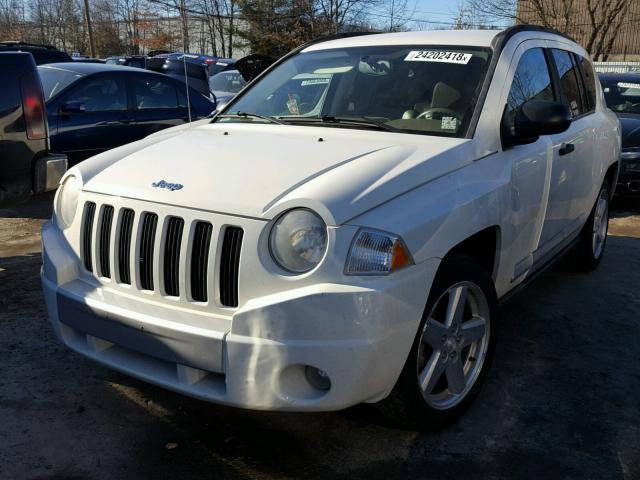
{"left": 576, "top": 55, "right": 597, "bottom": 111}
{"left": 551, "top": 49, "right": 586, "bottom": 117}
{"left": 133, "top": 76, "right": 181, "bottom": 109}
{"left": 505, "top": 48, "right": 554, "bottom": 129}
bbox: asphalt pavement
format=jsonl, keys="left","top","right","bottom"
{"left": 1, "top": 194, "right": 639, "bottom": 480}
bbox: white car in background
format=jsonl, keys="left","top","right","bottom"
{"left": 42, "top": 26, "right": 619, "bottom": 430}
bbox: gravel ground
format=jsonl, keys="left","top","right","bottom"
{"left": 1, "top": 194, "right": 639, "bottom": 480}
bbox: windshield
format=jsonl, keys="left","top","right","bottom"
{"left": 38, "top": 66, "right": 84, "bottom": 100}
{"left": 217, "top": 45, "right": 491, "bottom": 137}
{"left": 209, "top": 71, "right": 246, "bottom": 93}
{"left": 601, "top": 78, "right": 640, "bottom": 114}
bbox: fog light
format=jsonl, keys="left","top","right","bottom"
{"left": 305, "top": 366, "right": 331, "bottom": 391}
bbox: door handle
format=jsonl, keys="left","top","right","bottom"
{"left": 559, "top": 143, "right": 575, "bottom": 156}
{"left": 97, "top": 118, "right": 133, "bottom": 126}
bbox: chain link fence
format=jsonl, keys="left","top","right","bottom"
{"left": 594, "top": 62, "right": 640, "bottom": 74}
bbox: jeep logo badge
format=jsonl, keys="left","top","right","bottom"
{"left": 152, "top": 180, "right": 183, "bottom": 191}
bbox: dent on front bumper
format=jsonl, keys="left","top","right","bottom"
{"left": 41, "top": 220, "right": 438, "bottom": 411}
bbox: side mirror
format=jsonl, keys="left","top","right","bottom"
{"left": 503, "top": 100, "right": 572, "bottom": 147}
{"left": 60, "top": 102, "right": 86, "bottom": 114}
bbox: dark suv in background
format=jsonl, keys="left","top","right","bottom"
{"left": 599, "top": 73, "right": 640, "bottom": 195}
{"left": 0, "top": 52, "right": 66, "bottom": 204}
{"left": 0, "top": 41, "right": 71, "bottom": 65}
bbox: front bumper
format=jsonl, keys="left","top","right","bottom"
{"left": 34, "top": 153, "right": 67, "bottom": 193}
{"left": 42, "top": 220, "right": 438, "bottom": 411}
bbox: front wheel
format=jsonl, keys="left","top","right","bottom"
{"left": 569, "top": 179, "right": 610, "bottom": 271}
{"left": 377, "top": 255, "right": 497, "bottom": 431}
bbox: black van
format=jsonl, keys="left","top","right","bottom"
{"left": 0, "top": 52, "right": 66, "bottom": 203}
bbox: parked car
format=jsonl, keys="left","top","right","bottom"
{"left": 0, "top": 52, "right": 66, "bottom": 204}
{"left": 72, "top": 57, "right": 105, "bottom": 64}
{"left": 38, "top": 62, "right": 216, "bottom": 164}
{"left": 160, "top": 53, "right": 237, "bottom": 97}
{"left": 105, "top": 55, "right": 148, "bottom": 69}
{"left": 208, "top": 69, "right": 246, "bottom": 108}
{"left": 599, "top": 73, "right": 640, "bottom": 195}
{"left": 0, "top": 41, "right": 71, "bottom": 64}
{"left": 145, "top": 53, "right": 172, "bottom": 73}
{"left": 42, "top": 27, "right": 619, "bottom": 430}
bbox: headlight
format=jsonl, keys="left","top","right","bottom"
{"left": 345, "top": 229, "right": 413, "bottom": 275}
{"left": 621, "top": 148, "right": 640, "bottom": 160}
{"left": 269, "top": 209, "right": 328, "bottom": 273}
{"left": 55, "top": 174, "right": 82, "bottom": 229}
{"left": 621, "top": 148, "right": 640, "bottom": 172}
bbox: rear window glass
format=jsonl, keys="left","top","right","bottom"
{"left": 577, "top": 56, "right": 597, "bottom": 111}
{"left": 551, "top": 49, "right": 586, "bottom": 117}
{"left": 38, "top": 66, "right": 84, "bottom": 100}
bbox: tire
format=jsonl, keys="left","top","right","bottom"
{"left": 377, "top": 255, "right": 498, "bottom": 431}
{"left": 569, "top": 179, "right": 610, "bottom": 271}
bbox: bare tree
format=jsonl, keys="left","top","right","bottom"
{"left": 384, "top": 0, "right": 413, "bottom": 32}
{"left": 316, "top": 0, "right": 378, "bottom": 34}
{"left": 467, "top": 0, "right": 634, "bottom": 60}
{"left": 452, "top": 0, "right": 490, "bottom": 30}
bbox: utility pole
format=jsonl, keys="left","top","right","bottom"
{"left": 83, "top": 0, "right": 96, "bottom": 57}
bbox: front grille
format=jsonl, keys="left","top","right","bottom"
{"left": 79, "top": 201, "right": 243, "bottom": 308}
{"left": 98, "top": 206, "right": 114, "bottom": 278}
{"left": 82, "top": 202, "right": 96, "bottom": 272}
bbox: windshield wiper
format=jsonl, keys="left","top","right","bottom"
{"left": 278, "top": 115, "right": 400, "bottom": 132}
{"left": 218, "top": 111, "right": 287, "bottom": 125}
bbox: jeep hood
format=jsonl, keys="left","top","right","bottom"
{"left": 80, "top": 122, "right": 475, "bottom": 225}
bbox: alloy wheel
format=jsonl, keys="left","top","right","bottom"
{"left": 417, "top": 281, "right": 491, "bottom": 410}
{"left": 592, "top": 189, "right": 609, "bottom": 259}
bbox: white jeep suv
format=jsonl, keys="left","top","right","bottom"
{"left": 42, "top": 26, "right": 619, "bottom": 430}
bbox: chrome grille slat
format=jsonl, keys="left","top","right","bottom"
{"left": 139, "top": 213, "right": 158, "bottom": 291}
{"left": 99, "top": 205, "right": 114, "bottom": 278}
{"left": 164, "top": 217, "right": 184, "bottom": 297}
{"left": 191, "top": 221, "right": 213, "bottom": 302}
{"left": 118, "top": 209, "right": 135, "bottom": 285}
{"left": 220, "top": 227, "right": 243, "bottom": 307}
{"left": 82, "top": 202, "right": 96, "bottom": 272}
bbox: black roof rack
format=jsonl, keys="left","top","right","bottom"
{"left": 0, "top": 40, "right": 58, "bottom": 50}
{"left": 491, "top": 24, "right": 576, "bottom": 49}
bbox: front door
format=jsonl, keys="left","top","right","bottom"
{"left": 499, "top": 44, "right": 557, "bottom": 283}
{"left": 52, "top": 74, "right": 134, "bottom": 164}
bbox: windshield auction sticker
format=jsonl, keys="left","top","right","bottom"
{"left": 405, "top": 51, "right": 472, "bottom": 64}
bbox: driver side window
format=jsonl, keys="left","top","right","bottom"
{"left": 65, "top": 76, "right": 127, "bottom": 112}
{"left": 505, "top": 48, "right": 554, "bottom": 133}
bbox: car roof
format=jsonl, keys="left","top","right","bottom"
{"left": 302, "top": 30, "right": 503, "bottom": 52}
{"left": 301, "top": 28, "right": 577, "bottom": 52}
{"left": 38, "top": 62, "right": 150, "bottom": 74}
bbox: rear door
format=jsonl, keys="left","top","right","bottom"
{"left": 544, "top": 47, "right": 596, "bottom": 238}
{"left": 130, "top": 74, "right": 190, "bottom": 137}
{"left": 52, "top": 73, "right": 135, "bottom": 163}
